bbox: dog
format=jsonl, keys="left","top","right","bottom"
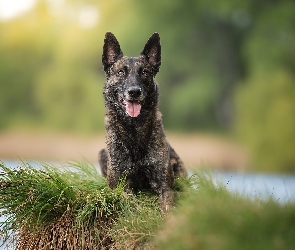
{"left": 98, "top": 32, "right": 187, "bottom": 211}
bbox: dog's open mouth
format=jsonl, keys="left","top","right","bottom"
{"left": 118, "top": 96, "right": 141, "bottom": 118}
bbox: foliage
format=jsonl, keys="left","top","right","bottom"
{"left": 0, "top": 0, "right": 294, "bottom": 134}
{"left": 1, "top": 162, "right": 295, "bottom": 249}
{"left": 234, "top": 1, "right": 295, "bottom": 172}
{"left": 155, "top": 172, "right": 295, "bottom": 250}
{"left": 233, "top": 1, "right": 295, "bottom": 172}
{"left": 107, "top": 193, "right": 162, "bottom": 249}
{"left": 0, "top": 2, "right": 105, "bottom": 132}
{"left": 235, "top": 71, "right": 295, "bottom": 173}
{"left": 243, "top": 1, "right": 295, "bottom": 74}
{"left": 166, "top": 76, "right": 219, "bottom": 130}
{"left": 0, "top": 161, "right": 164, "bottom": 249}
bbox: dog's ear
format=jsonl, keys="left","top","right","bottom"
{"left": 140, "top": 33, "right": 161, "bottom": 75}
{"left": 102, "top": 32, "right": 123, "bottom": 73}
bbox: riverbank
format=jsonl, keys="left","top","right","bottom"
{"left": 0, "top": 131, "right": 248, "bottom": 171}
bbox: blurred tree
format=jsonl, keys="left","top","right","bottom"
{"left": 0, "top": 2, "right": 54, "bottom": 128}
{"left": 0, "top": 1, "right": 105, "bottom": 132}
{"left": 235, "top": 71, "right": 295, "bottom": 172}
{"left": 235, "top": 1, "right": 295, "bottom": 172}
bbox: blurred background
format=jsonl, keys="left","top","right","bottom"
{"left": 0, "top": 0, "right": 294, "bottom": 173}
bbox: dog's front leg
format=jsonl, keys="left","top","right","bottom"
{"left": 106, "top": 164, "right": 123, "bottom": 190}
{"left": 160, "top": 187, "right": 175, "bottom": 212}
{"left": 147, "top": 164, "right": 175, "bottom": 212}
{"left": 106, "top": 161, "right": 134, "bottom": 192}
{"left": 98, "top": 148, "right": 108, "bottom": 177}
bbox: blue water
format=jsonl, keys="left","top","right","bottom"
{"left": 213, "top": 171, "right": 295, "bottom": 203}
{"left": 1, "top": 160, "right": 295, "bottom": 249}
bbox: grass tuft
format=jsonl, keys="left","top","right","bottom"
{"left": 1, "top": 161, "right": 295, "bottom": 249}
{"left": 0, "top": 161, "right": 163, "bottom": 249}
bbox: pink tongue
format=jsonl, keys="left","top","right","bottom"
{"left": 126, "top": 101, "right": 141, "bottom": 117}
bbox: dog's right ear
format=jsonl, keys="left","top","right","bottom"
{"left": 102, "top": 32, "right": 123, "bottom": 73}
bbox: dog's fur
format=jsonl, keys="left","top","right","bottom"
{"left": 98, "top": 32, "right": 187, "bottom": 210}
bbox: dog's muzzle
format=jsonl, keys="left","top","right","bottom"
{"left": 118, "top": 86, "right": 144, "bottom": 118}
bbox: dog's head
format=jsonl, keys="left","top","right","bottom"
{"left": 102, "top": 32, "right": 161, "bottom": 119}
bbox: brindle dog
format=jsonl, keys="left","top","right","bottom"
{"left": 98, "top": 32, "right": 187, "bottom": 211}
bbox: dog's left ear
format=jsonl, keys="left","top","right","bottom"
{"left": 140, "top": 33, "right": 161, "bottom": 75}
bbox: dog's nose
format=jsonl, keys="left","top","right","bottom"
{"left": 127, "top": 86, "right": 142, "bottom": 98}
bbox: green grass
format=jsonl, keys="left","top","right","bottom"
{"left": 155, "top": 172, "right": 295, "bottom": 250}
{"left": 0, "top": 161, "right": 164, "bottom": 249}
{"left": 1, "top": 161, "right": 295, "bottom": 249}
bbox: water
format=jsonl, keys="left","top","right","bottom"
{"left": 1, "top": 160, "right": 295, "bottom": 249}
{"left": 213, "top": 171, "right": 295, "bottom": 203}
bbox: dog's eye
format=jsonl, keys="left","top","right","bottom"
{"left": 117, "top": 69, "right": 125, "bottom": 77}
{"left": 142, "top": 69, "right": 149, "bottom": 77}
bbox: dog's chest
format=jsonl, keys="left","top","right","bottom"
{"left": 108, "top": 130, "right": 168, "bottom": 171}
{"left": 110, "top": 132, "right": 153, "bottom": 161}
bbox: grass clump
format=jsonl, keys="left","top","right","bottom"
{"left": 0, "top": 161, "right": 164, "bottom": 249}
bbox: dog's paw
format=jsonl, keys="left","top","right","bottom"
{"left": 160, "top": 190, "right": 175, "bottom": 212}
